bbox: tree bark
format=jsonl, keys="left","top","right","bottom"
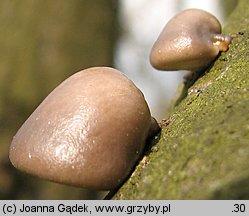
{"left": 113, "top": 0, "right": 249, "bottom": 199}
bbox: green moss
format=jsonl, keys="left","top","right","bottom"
{"left": 113, "top": 0, "right": 249, "bottom": 199}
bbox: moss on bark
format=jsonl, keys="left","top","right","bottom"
{"left": 113, "top": 0, "right": 249, "bottom": 199}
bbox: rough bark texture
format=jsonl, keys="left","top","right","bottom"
{"left": 113, "top": 0, "right": 249, "bottom": 199}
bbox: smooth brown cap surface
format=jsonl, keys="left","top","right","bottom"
{"left": 9, "top": 67, "right": 152, "bottom": 190}
{"left": 150, "top": 9, "right": 222, "bottom": 71}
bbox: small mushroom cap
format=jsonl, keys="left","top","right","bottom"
{"left": 150, "top": 9, "right": 222, "bottom": 71}
{"left": 9, "top": 67, "right": 152, "bottom": 190}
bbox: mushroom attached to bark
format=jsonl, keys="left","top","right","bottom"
{"left": 150, "top": 8, "right": 234, "bottom": 71}
{"left": 9, "top": 67, "right": 159, "bottom": 190}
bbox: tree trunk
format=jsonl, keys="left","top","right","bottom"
{"left": 113, "top": 0, "right": 249, "bottom": 199}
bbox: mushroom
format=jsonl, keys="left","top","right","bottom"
{"left": 150, "top": 8, "right": 234, "bottom": 71}
{"left": 9, "top": 67, "right": 160, "bottom": 190}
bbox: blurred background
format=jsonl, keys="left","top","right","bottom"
{"left": 0, "top": 0, "right": 237, "bottom": 199}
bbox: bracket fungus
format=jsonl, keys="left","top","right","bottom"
{"left": 9, "top": 67, "right": 159, "bottom": 190}
{"left": 150, "top": 8, "right": 234, "bottom": 71}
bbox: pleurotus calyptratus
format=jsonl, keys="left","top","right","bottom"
{"left": 9, "top": 67, "right": 160, "bottom": 190}
{"left": 150, "top": 8, "right": 235, "bottom": 71}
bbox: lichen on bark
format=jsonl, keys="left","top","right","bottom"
{"left": 113, "top": 0, "right": 249, "bottom": 199}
